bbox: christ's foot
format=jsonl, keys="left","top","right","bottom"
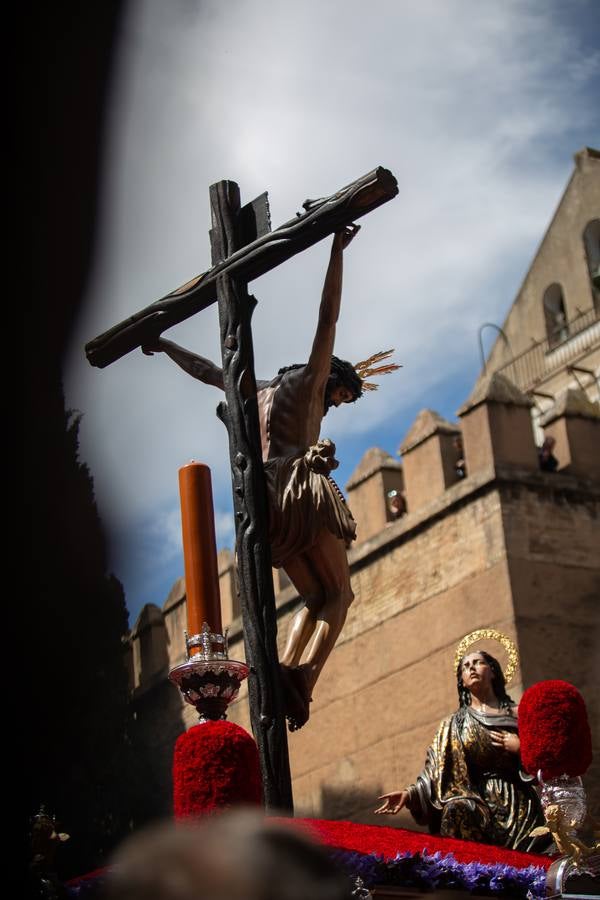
{"left": 280, "top": 664, "right": 312, "bottom": 731}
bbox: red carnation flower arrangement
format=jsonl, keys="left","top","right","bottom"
{"left": 173, "top": 720, "right": 262, "bottom": 819}
{"left": 518, "top": 680, "right": 592, "bottom": 780}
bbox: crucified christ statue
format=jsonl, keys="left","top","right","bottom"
{"left": 144, "top": 225, "right": 366, "bottom": 730}
{"left": 88, "top": 167, "right": 398, "bottom": 803}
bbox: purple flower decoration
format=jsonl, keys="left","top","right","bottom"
{"left": 332, "top": 847, "right": 547, "bottom": 898}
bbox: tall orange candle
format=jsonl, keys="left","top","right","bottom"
{"left": 178, "top": 462, "right": 223, "bottom": 645}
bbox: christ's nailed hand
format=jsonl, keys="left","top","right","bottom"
{"left": 335, "top": 222, "right": 361, "bottom": 250}
{"left": 141, "top": 340, "right": 164, "bottom": 356}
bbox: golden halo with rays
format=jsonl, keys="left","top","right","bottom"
{"left": 353, "top": 349, "right": 402, "bottom": 392}
{"left": 454, "top": 629, "right": 519, "bottom": 686}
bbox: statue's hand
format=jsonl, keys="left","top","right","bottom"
{"left": 334, "top": 222, "right": 361, "bottom": 250}
{"left": 141, "top": 340, "right": 165, "bottom": 356}
{"left": 374, "top": 790, "right": 409, "bottom": 815}
{"left": 490, "top": 730, "right": 520, "bottom": 754}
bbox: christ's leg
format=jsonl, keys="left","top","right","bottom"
{"left": 279, "top": 554, "right": 323, "bottom": 668}
{"left": 298, "top": 529, "right": 354, "bottom": 693}
{"left": 277, "top": 554, "right": 323, "bottom": 730}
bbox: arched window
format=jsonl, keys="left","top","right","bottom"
{"left": 583, "top": 219, "right": 600, "bottom": 310}
{"left": 543, "top": 283, "right": 568, "bottom": 348}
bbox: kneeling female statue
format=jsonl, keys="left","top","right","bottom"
{"left": 375, "top": 632, "right": 547, "bottom": 852}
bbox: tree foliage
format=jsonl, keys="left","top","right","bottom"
{"left": 25, "top": 377, "right": 140, "bottom": 879}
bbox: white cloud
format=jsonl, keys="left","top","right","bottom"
{"left": 64, "top": 0, "right": 600, "bottom": 621}
{"left": 215, "top": 509, "right": 236, "bottom": 548}
{"left": 149, "top": 504, "right": 184, "bottom": 564}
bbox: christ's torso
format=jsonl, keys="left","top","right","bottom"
{"left": 258, "top": 368, "right": 326, "bottom": 461}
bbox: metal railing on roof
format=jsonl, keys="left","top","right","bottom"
{"left": 495, "top": 305, "right": 599, "bottom": 393}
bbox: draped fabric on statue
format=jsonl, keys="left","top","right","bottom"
{"left": 264, "top": 439, "right": 356, "bottom": 568}
{"left": 407, "top": 707, "right": 546, "bottom": 852}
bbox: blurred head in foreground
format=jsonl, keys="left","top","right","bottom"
{"left": 106, "top": 808, "right": 351, "bottom": 900}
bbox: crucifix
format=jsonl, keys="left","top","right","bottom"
{"left": 86, "top": 167, "right": 398, "bottom": 812}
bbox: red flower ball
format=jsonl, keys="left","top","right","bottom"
{"left": 173, "top": 720, "right": 262, "bottom": 819}
{"left": 518, "top": 680, "right": 592, "bottom": 780}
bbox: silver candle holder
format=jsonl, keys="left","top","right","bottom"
{"left": 169, "top": 622, "right": 249, "bottom": 722}
{"left": 538, "top": 772, "right": 600, "bottom": 896}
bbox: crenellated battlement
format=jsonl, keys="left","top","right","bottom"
{"left": 346, "top": 378, "right": 599, "bottom": 538}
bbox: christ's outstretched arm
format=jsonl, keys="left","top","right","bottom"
{"left": 305, "top": 224, "right": 360, "bottom": 388}
{"left": 142, "top": 338, "right": 224, "bottom": 390}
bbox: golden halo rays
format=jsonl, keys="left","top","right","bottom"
{"left": 454, "top": 629, "right": 519, "bottom": 685}
{"left": 354, "top": 349, "right": 402, "bottom": 392}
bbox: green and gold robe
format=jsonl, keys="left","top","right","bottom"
{"left": 406, "top": 706, "right": 545, "bottom": 851}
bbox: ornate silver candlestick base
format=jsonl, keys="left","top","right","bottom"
{"left": 540, "top": 774, "right": 587, "bottom": 832}
{"left": 538, "top": 773, "right": 600, "bottom": 896}
{"left": 169, "top": 623, "right": 249, "bottom": 722}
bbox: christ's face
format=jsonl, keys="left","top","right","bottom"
{"left": 328, "top": 385, "right": 355, "bottom": 407}
{"left": 324, "top": 379, "right": 356, "bottom": 414}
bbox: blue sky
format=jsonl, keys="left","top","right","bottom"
{"left": 63, "top": 0, "right": 600, "bottom": 626}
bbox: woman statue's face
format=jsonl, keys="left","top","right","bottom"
{"left": 460, "top": 652, "right": 493, "bottom": 691}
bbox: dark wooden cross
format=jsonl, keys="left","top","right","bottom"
{"left": 86, "top": 167, "right": 398, "bottom": 812}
